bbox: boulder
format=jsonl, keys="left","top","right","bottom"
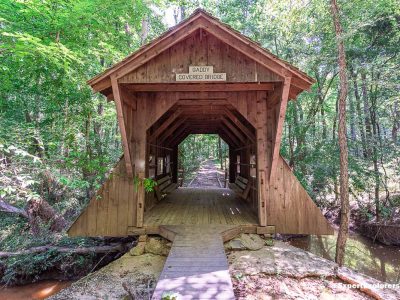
{"left": 129, "top": 242, "right": 145, "bottom": 256}
{"left": 228, "top": 234, "right": 265, "bottom": 251}
{"left": 145, "top": 237, "right": 170, "bottom": 256}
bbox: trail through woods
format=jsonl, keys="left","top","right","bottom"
{"left": 187, "top": 159, "right": 224, "bottom": 188}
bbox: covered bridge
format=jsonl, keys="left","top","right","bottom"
{"left": 68, "top": 9, "right": 333, "bottom": 237}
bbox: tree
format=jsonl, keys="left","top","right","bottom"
{"left": 330, "top": 0, "right": 350, "bottom": 267}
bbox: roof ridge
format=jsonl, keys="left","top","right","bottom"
{"left": 88, "top": 8, "right": 314, "bottom": 89}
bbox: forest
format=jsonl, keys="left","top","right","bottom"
{"left": 0, "top": 0, "right": 399, "bottom": 297}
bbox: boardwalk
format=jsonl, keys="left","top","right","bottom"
{"left": 144, "top": 188, "right": 258, "bottom": 226}
{"left": 187, "top": 160, "right": 224, "bottom": 188}
{"left": 152, "top": 226, "right": 235, "bottom": 300}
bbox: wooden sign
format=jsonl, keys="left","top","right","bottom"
{"left": 176, "top": 66, "right": 226, "bottom": 82}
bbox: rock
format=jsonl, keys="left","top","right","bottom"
{"left": 145, "top": 237, "right": 170, "bottom": 256}
{"left": 228, "top": 241, "right": 336, "bottom": 277}
{"left": 49, "top": 253, "right": 166, "bottom": 300}
{"left": 232, "top": 233, "right": 265, "bottom": 251}
{"left": 225, "top": 239, "right": 247, "bottom": 250}
{"left": 130, "top": 242, "right": 145, "bottom": 256}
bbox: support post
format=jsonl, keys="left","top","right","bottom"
{"left": 111, "top": 75, "right": 133, "bottom": 177}
{"left": 270, "top": 76, "right": 291, "bottom": 182}
{"left": 256, "top": 91, "right": 268, "bottom": 226}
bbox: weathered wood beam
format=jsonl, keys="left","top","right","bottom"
{"left": 111, "top": 75, "right": 133, "bottom": 177}
{"left": 148, "top": 109, "right": 182, "bottom": 141}
{"left": 158, "top": 117, "right": 188, "bottom": 144}
{"left": 181, "top": 109, "right": 227, "bottom": 116}
{"left": 256, "top": 91, "right": 268, "bottom": 226}
{"left": 217, "top": 128, "right": 239, "bottom": 148}
{"left": 177, "top": 99, "right": 228, "bottom": 106}
{"left": 221, "top": 117, "right": 247, "bottom": 143}
{"left": 218, "top": 125, "right": 241, "bottom": 148}
{"left": 223, "top": 108, "right": 256, "bottom": 142}
{"left": 92, "top": 77, "right": 111, "bottom": 93}
{"left": 124, "top": 83, "right": 274, "bottom": 92}
{"left": 176, "top": 91, "right": 228, "bottom": 99}
{"left": 165, "top": 125, "right": 189, "bottom": 147}
{"left": 270, "top": 76, "right": 291, "bottom": 182}
{"left": 291, "top": 76, "right": 311, "bottom": 91}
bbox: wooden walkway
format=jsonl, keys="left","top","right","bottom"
{"left": 144, "top": 188, "right": 258, "bottom": 226}
{"left": 152, "top": 226, "right": 235, "bottom": 300}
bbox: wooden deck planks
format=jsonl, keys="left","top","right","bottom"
{"left": 144, "top": 188, "right": 258, "bottom": 226}
{"left": 152, "top": 226, "right": 235, "bottom": 300}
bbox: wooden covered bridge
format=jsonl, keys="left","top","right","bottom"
{"left": 68, "top": 9, "right": 333, "bottom": 299}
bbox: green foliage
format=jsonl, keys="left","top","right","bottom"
{"left": 143, "top": 178, "right": 158, "bottom": 193}
{"left": 161, "top": 291, "right": 180, "bottom": 300}
{"left": 133, "top": 176, "right": 158, "bottom": 193}
{"left": 178, "top": 134, "right": 228, "bottom": 180}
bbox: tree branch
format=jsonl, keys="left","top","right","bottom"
{"left": 0, "top": 243, "right": 131, "bottom": 259}
{"left": 0, "top": 199, "right": 28, "bottom": 218}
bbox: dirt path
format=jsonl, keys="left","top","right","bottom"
{"left": 188, "top": 159, "right": 224, "bottom": 188}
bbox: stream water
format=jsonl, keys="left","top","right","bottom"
{"left": 288, "top": 231, "right": 400, "bottom": 283}
{"left": 0, "top": 280, "right": 72, "bottom": 300}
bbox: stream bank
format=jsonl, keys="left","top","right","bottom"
{"left": 287, "top": 231, "right": 400, "bottom": 284}
{"left": 17, "top": 234, "right": 398, "bottom": 300}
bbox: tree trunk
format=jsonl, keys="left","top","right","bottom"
{"left": 0, "top": 199, "right": 28, "bottom": 218}
{"left": 331, "top": 0, "right": 350, "bottom": 267}
{"left": 0, "top": 243, "right": 130, "bottom": 258}
{"left": 140, "top": 17, "right": 149, "bottom": 45}
{"left": 332, "top": 91, "right": 340, "bottom": 204}
{"left": 361, "top": 70, "right": 372, "bottom": 157}
{"left": 349, "top": 90, "right": 357, "bottom": 153}
{"left": 93, "top": 101, "right": 104, "bottom": 157}
{"left": 218, "top": 136, "right": 223, "bottom": 169}
{"left": 392, "top": 101, "right": 399, "bottom": 143}
{"left": 351, "top": 69, "right": 367, "bottom": 157}
{"left": 369, "top": 72, "right": 381, "bottom": 221}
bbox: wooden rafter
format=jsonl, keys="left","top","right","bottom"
{"left": 270, "top": 76, "right": 291, "bottom": 182}
{"left": 166, "top": 125, "right": 189, "bottom": 147}
{"left": 149, "top": 109, "right": 182, "bottom": 141}
{"left": 223, "top": 108, "right": 256, "bottom": 142}
{"left": 221, "top": 117, "right": 247, "bottom": 143}
{"left": 111, "top": 76, "right": 133, "bottom": 177}
{"left": 158, "top": 117, "right": 188, "bottom": 144}
{"left": 217, "top": 127, "right": 239, "bottom": 148}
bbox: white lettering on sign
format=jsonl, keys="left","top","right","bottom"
{"left": 176, "top": 66, "right": 226, "bottom": 82}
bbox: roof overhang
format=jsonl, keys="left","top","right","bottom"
{"left": 88, "top": 9, "right": 315, "bottom": 98}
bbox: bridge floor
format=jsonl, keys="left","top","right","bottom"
{"left": 152, "top": 225, "right": 235, "bottom": 300}
{"left": 144, "top": 187, "right": 257, "bottom": 226}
